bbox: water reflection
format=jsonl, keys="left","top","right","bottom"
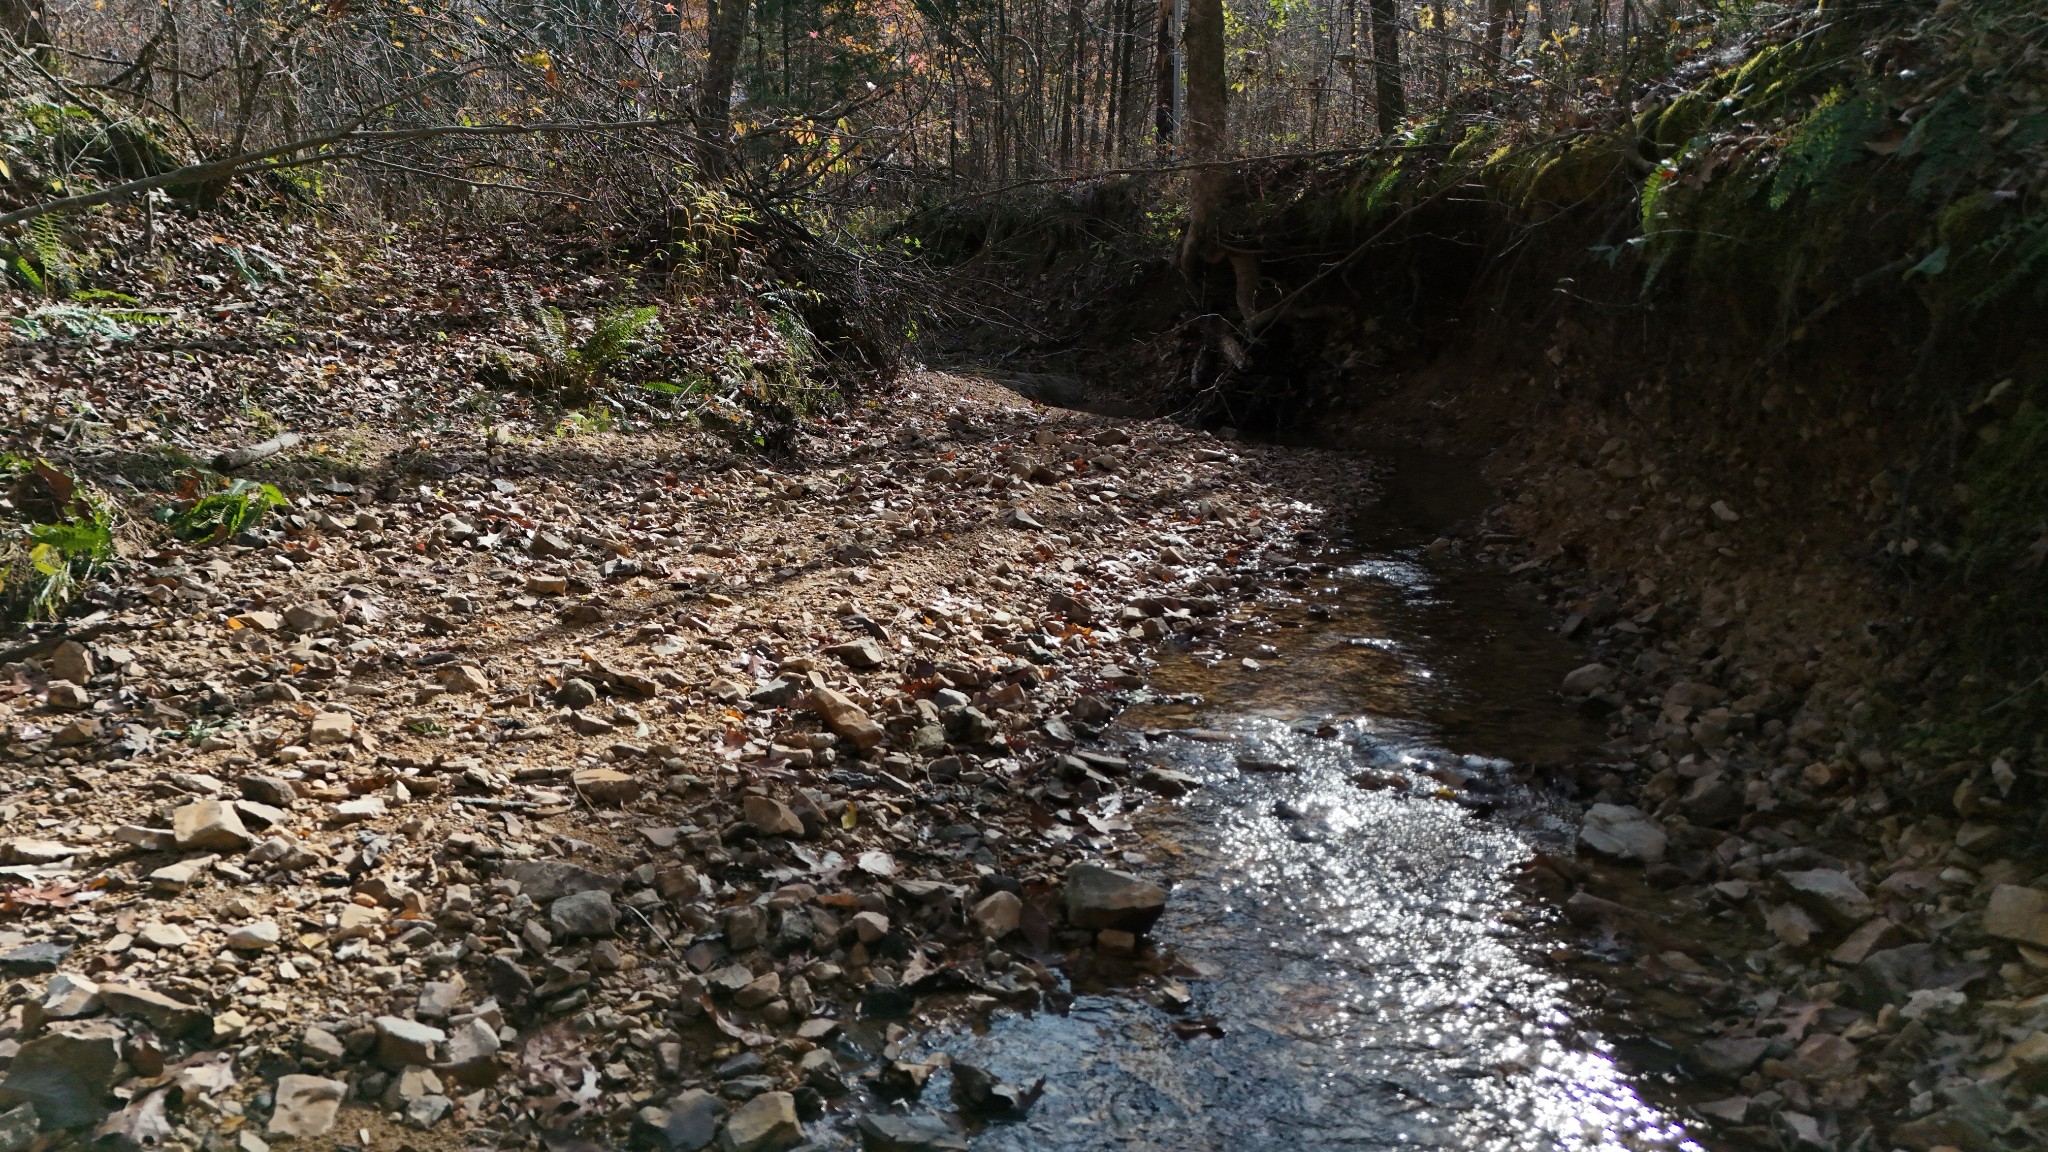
{"left": 875, "top": 531, "right": 1700, "bottom": 1150}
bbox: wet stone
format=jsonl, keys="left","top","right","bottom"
{"left": 1689, "top": 1037, "right": 1770, "bottom": 1081}
{"left": 1578, "top": 804, "right": 1666, "bottom": 864}
{"left": 1781, "top": 868, "right": 1873, "bottom": 929}
{"left": 856, "top": 1112, "right": 968, "bottom": 1152}
{"left": 1062, "top": 862, "right": 1167, "bottom": 932}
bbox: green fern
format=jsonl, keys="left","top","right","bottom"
{"left": 506, "top": 299, "right": 661, "bottom": 399}
{"left": 10, "top": 301, "right": 176, "bottom": 342}
{"left": 0, "top": 458, "right": 116, "bottom": 625}
{"left": 163, "top": 477, "right": 288, "bottom": 543}
{"left": 1770, "top": 89, "right": 1885, "bottom": 210}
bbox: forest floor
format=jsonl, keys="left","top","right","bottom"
{"left": 0, "top": 218, "right": 1385, "bottom": 1152}
{"left": 4, "top": 212, "right": 2047, "bottom": 1152}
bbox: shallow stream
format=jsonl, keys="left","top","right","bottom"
{"left": 867, "top": 453, "right": 1709, "bottom": 1150}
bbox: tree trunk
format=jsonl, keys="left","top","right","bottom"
{"left": 1152, "top": 0, "right": 1176, "bottom": 151}
{"left": 1485, "top": 0, "right": 1510, "bottom": 74}
{"left": 1368, "top": 0, "right": 1404, "bottom": 137}
{"left": 1176, "top": 0, "right": 1225, "bottom": 277}
{"left": 698, "top": 0, "right": 752, "bottom": 174}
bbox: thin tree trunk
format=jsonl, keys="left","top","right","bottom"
{"left": 1152, "top": 0, "right": 1176, "bottom": 151}
{"left": 1430, "top": 0, "right": 1449, "bottom": 111}
{"left": 1485, "top": 0, "right": 1510, "bottom": 74}
{"left": 1368, "top": 0, "right": 1404, "bottom": 137}
{"left": 1177, "top": 0, "right": 1225, "bottom": 276}
{"left": 698, "top": 0, "right": 751, "bottom": 174}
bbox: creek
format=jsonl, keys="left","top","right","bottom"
{"left": 843, "top": 450, "right": 1708, "bottom": 1150}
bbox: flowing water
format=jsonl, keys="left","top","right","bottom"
{"left": 843, "top": 452, "right": 1707, "bottom": 1150}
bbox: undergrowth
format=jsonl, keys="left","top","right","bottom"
{"left": 159, "top": 473, "right": 289, "bottom": 544}
{"left": 0, "top": 457, "right": 117, "bottom": 626}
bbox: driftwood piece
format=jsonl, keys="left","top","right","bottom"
{"left": 212, "top": 432, "right": 302, "bottom": 471}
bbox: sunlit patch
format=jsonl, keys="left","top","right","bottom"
{"left": 898, "top": 543, "right": 1695, "bottom": 1151}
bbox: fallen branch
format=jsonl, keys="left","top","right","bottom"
{"left": 0, "top": 117, "right": 689, "bottom": 231}
{"left": 212, "top": 431, "right": 302, "bottom": 471}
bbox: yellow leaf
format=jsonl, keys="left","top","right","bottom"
{"left": 841, "top": 802, "right": 858, "bottom": 830}
{"left": 29, "top": 543, "right": 62, "bottom": 577}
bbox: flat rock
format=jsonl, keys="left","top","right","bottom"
{"left": 267, "top": 1075, "right": 346, "bottom": 1138}
{"left": 405, "top": 1094, "right": 452, "bottom": 1129}
{"left": 236, "top": 775, "right": 297, "bottom": 806}
{"left": 2, "top": 840, "right": 80, "bottom": 866}
{"left": 530, "top": 531, "right": 576, "bottom": 560}
{"left": 435, "top": 1018, "right": 501, "bottom": 1085}
{"left": 743, "top": 796, "right": 804, "bottom": 837}
{"left": 504, "top": 860, "right": 620, "bottom": 903}
{"left": 45, "top": 681, "right": 90, "bottom": 710}
{"left": 572, "top": 768, "right": 640, "bottom": 806}
{"left": 335, "top": 904, "right": 387, "bottom": 940}
{"left": 172, "top": 800, "right": 253, "bottom": 852}
{"left": 825, "top": 639, "right": 889, "bottom": 669}
{"left": 97, "top": 983, "right": 209, "bottom": 1036}
{"left": 374, "top": 1016, "right": 445, "bottom": 1069}
{"left": 438, "top": 664, "right": 491, "bottom": 694}
{"left": 136, "top": 922, "right": 190, "bottom": 949}
{"left": 1781, "top": 868, "right": 1873, "bottom": 930}
{"left": 1985, "top": 884, "right": 2048, "bottom": 949}
{"left": 40, "top": 973, "right": 101, "bottom": 1019}
{"left": 49, "top": 717, "right": 100, "bottom": 747}
{"left": 49, "top": 640, "right": 94, "bottom": 684}
{"left": 330, "top": 797, "right": 387, "bottom": 825}
{"left": 719, "top": 1090, "right": 801, "bottom": 1152}
{"left": 1560, "top": 663, "right": 1614, "bottom": 695}
{"left": 307, "top": 712, "right": 354, "bottom": 745}
{"left": 856, "top": 1113, "right": 968, "bottom": 1152}
{"left": 1688, "top": 1037, "right": 1770, "bottom": 1081}
{"left": 0, "top": 940, "right": 70, "bottom": 973}
{"left": 1062, "top": 862, "right": 1167, "bottom": 932}
{"left": 549, "top": 890, "right": 617, "bottom": 940}
{"left": 284, "top": 603, "right": 339, "bottom": 633}
{"left": 148, "top": 855, "right": 216, "bottom": 891}
{"left": 1578, "top": 804, "right": 1666, "bottom": 864}
{"left": 300, "top": 1026, "right": 346, "bottom": 1065}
